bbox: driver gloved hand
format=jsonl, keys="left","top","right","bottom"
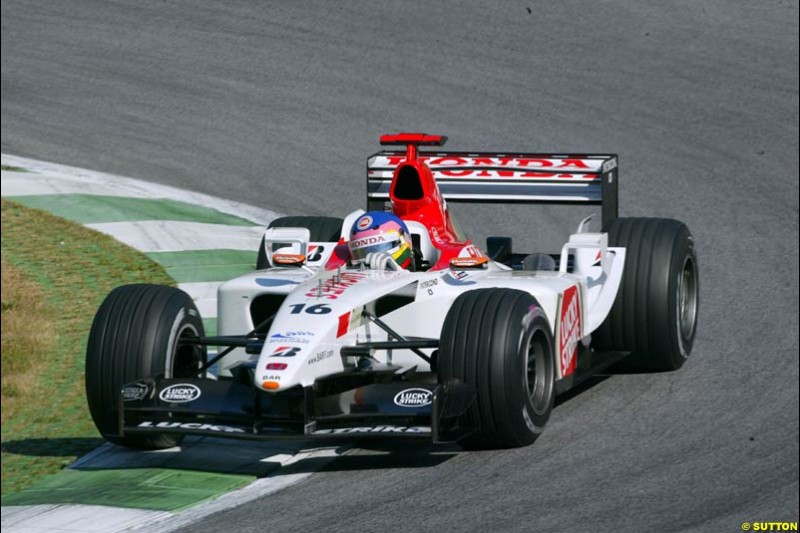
{"left": 365, "top": 252, "right": 400, "bottom": 271}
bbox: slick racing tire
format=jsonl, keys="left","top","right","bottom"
{"left": 594, "top": 217, "right": 699, "bottom": 371}
{"left": 256, "top": 216, "right": 344, "bottom": 269}
{"left": 439, "top": 289, "right": 556, "bottom": 449}
{"left": 85, "top": 284, "right": 206, "bottom": 449}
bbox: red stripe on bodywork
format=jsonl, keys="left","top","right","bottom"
{"left": 337, "top": 312, "right": 350, "bottom": 338}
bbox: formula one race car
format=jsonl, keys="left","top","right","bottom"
{"left": 85, "top": 133, "right": 699, "bottom": 449}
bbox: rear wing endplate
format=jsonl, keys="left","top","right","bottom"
{"left": 366, "top": 151, "right": 619, "bottom": 226}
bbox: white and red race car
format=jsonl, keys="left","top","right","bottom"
{"left": 85, "top": 133, "right": 698, "bottom": 449}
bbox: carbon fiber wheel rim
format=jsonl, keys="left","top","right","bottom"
{"left": 677, "top": 254, "right": 698, "bottom": 342}
{"left": 525, "top": 329, "right": 553, "bottom": 416}
{"left": 172, "top": 324, "right": 202, "bottom": 378}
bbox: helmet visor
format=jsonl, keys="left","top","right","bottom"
{"left": 349, "top": 238, "right": 403, "bottom": 264}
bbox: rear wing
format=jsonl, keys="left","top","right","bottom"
{"left": 366, "top": 151, "right": 619, "bottom": 226}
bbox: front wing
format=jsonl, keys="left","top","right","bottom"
{"left": 118, "top": 374, "right": 478, "bottom": 442}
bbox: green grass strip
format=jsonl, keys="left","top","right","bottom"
{"left": 1, "top": 200, "right": 174, "bottom": 495}
{"left": 11, "top": 194, "right": 256, "bottom": 226}
{"left": 146, "top": 249, "right": 257, "bottom": 283}
{"left": 1, "top": 468, "right": 254, "bottom": 511}
{"left": 203, "top": 317, "right": 218, "bottom": 337}
{"left": 1, "top": 200, "right": 255, "bottom": 508}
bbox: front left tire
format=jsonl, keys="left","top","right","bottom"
{"left": 85, "top": 284, "right": 206, "bottom": 449}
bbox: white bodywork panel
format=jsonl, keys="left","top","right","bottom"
{"left": 216, "top": 224, "right": 625, "bottom": 390}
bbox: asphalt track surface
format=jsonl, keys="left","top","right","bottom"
{"left": 2, "top": 1, "right": 798, "bottom": 531}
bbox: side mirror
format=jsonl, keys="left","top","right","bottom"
{"left": 262, "top": 227, "right": 311, "bottom": 267}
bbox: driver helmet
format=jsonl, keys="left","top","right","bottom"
{"left": 348, "top": 212, "right": 413, "bottom": 269}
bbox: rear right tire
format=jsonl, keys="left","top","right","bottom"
{"left": 593, "top": 217, "right": 699, "bottom": 371}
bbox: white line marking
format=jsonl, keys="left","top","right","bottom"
{"left": 1, "top": 504, "right": 170, "bottom": 533}
{"left": 132, "top": 446, "right": 347, "bottom": 533}
{"left": 86, "top": 221, "right": 264, "bottom": 253}
{"left": 1, "top": 154, "right": 279, "bottom": 225}
{"left": 178, "top": 281, "right": 222, "bottom": 319}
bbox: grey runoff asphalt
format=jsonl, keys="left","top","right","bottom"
{"left": 2, "top": 1, "right": 798, "bottom": 532}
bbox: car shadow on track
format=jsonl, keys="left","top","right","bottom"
{"left": 554, "top": 375, "right": 610, "bottom": 407}
{"left": 275, "top": 440, "right": 461, "bottom": 476}
{"left": 1, "top": 437, "right": 104, "bottom": 458}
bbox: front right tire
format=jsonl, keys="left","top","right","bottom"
{"left": 438, "top": 288, "right": 556, "bottom": 449}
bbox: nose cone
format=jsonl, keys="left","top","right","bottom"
{"left": 256, "top": 341, "right": 314, "bottom": 392}
{"left": 254, "top": 268, "right": 414, "bottom": 392}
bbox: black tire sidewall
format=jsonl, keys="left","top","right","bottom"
{"left": 666, "top": 228, "right": 698, "bottom": 366}
{"left": 158, "top": 303, "right": 205, "bottom": 380}
{"left": 515, "top": 305, "right": 555, "bottom": 436}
